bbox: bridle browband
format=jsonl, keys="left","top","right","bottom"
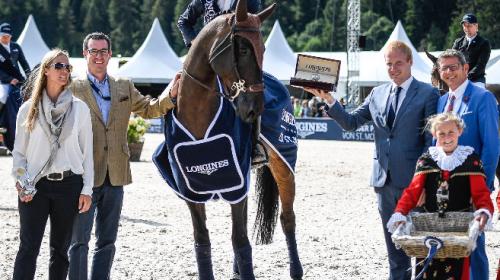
{"left": 183, "top": 15, "right": 264, "bottom": 101}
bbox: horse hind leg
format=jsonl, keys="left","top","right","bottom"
{"left": 231, "top": 198, "right": 255, "bottom": 280}
{"left": 186, "top": 201, "right": 214, "bottom": 280}
{"left": 257, "top": 147, "right": 303, "bottom": 279}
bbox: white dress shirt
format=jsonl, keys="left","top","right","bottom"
{"left": 390, "top": 76, "right": 413, "bottom": 116}
{"left": 12, "top": 97, "right": 94, "bottom": 195}
{"left": 444, "top": 80, "right": 469, "bottom": 114}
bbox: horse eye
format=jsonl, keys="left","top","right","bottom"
{"left": 239, "top": 48, "right": 249, "bottom": 55}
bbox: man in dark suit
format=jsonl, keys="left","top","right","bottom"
{"left": 306, "top": 41, "right": 439, "bottom": 280}
{"left": 452, "top": 13, "right": 491, "bottom": 88}
{"left": 0, "top": 22, "right": 30, "bottom": 151}
{"left": 436, "top": 48, "right": 499, "bottom": 280}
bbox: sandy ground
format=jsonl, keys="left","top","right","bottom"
{"left": 0, "top": 133, "right": 499, "bottom": 279}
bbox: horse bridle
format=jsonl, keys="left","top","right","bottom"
{"left": 183, "top": 16, "right": 265, "bottom": 101}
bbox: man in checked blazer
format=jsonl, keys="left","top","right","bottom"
{"left": 306, "top": 41, "right": 439, "bottom": 279}
{"left": 68, "top": 32, "right": 176, "bottom": 280}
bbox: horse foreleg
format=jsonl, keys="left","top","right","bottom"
{"left": 268, "top": 150, "right": 303, "bottom": 280}
{"left": 231, "top": 198, "right": 255, "bottom": 280}
{"left": 186, "top": 201, "right": 214, "bottom": 280}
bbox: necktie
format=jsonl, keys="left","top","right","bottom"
{"left": 447, "top": 95, "right": 456, "bottom": 112}
{"left": 387, "top": 86, "right": 402, "bottom": 129}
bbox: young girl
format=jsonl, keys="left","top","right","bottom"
{"left": 387, "top": 112, "right": 493, "bottom": 280}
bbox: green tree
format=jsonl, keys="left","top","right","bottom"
{"left": 83, "top": 0, "right": 110, "bottom": 35}
{"left": 108, "top": 0, "right": 140, "bottom": 56}
{"left": 57, "top": 0, "right": 80, "bottom": 54}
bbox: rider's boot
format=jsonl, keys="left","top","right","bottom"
{"left": 251, "top": 116, "right": 267, "bottom": 168}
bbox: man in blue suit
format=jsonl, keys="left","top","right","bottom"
{"left": 436, "top": 49, "right": 499, "bottom": 280}
{"left": 306, "top": 40, "right": 439, "bottom": 279}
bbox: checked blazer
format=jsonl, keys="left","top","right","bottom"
{"left": 70, "top": 76, "right": 175, "bottom": 187}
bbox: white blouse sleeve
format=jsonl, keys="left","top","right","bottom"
{"left": 11, "top": 103, "right": 30, "bottom": 182}
{"left": 78, "top": 105, "right": 94, "bottom": 195}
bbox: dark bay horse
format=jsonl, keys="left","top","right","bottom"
{"left": 160, "top": 0, "right": 303, "bottom": 279}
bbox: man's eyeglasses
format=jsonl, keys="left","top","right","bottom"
{"left": 87, "top": 48, "right": 110, "bottom": 57}
{"left": 49, "top": 63, "right": 73, "bottom": 72}
{"left": 439, "top": 63, "right": 461, "bottom": 72}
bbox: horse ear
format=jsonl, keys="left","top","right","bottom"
{"left": 424, "top": 50, "right": 438, "bottom": 64}
{"left": 258, "top": 3, "right": 276, "bottom": 22}
{"left": 236, "top": 0, "right": 248, "bottom": 22}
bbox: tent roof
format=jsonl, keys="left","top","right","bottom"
{"left": 116, "top": 18, "right": 181, "bottom": 83}
{"left": 263, "top": 21, "right": 296, "bottom": 82}
{"left": 486, "top": 58, "right": 500, "bottom": 84}
{"left": 16, "top": 15, "right": 50, "bottom": 68}
{"left": 69, "top": 57, "right": 121, "bottom": 78}
{"left": 358, "top": 20, "right": 431, "bottom": 86}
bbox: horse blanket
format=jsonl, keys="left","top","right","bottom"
{"left": 153, "top": 72, "right": 298, "bottom": 203}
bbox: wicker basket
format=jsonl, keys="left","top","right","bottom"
{"left": 392, "top": 212, "right": 477, "bottom": 259}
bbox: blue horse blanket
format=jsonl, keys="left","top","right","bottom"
{"left": 153, "top": 72, "right": 297, "bottom": 203}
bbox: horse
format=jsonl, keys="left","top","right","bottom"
{"left": 153, "top": 0, "right": 303, "bottom": 279}
{"left": 425, "top": 50, "right": 500, "bottom": 188}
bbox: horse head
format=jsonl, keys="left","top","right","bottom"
{"left": 185, "top": 0, "right": 275, "bottom": 124}
{"left": 425, "top": 50, "right": 448, "bottom": 95}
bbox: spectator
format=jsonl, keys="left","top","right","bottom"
{"left": 452, "top": 13, "right": 491, "bottom": 88}
{"left": 0, "top": 22, "right": 31, "bottom": 151}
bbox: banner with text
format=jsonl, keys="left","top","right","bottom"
{"left": 295, "top": 118, "right": 374, "bottom": 141}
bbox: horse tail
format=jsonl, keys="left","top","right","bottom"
{"left": 253, "top": 164, "right": 279, "bottom": 245}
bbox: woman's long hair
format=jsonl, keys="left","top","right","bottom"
{"left": 23, "top": 49, "right": 71, "bottom": 131}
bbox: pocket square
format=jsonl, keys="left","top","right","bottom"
{"left": 119, "top": 96, "right": 129, "bottom": 102}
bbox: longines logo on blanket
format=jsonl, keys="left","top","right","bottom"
{"left": 185, "top": 159, "right": 230, "bottom": 176}
{"left": 295, "top": 122, "right": 328, "bottom": 138}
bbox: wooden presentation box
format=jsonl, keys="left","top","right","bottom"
{"left": 290, "top": 54, "right": 341, "bottom": 92}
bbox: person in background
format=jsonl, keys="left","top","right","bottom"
{"left": 293, "top": 98, "right": 301, "bottom": 117}
{"left": 300, "top": 99, "right": 310, "bottom": 117}
{"left": 452, "top": 13, "right": 491, "bottom": 88}
{"left": 68, "top": 32, "right": 177, "bottom": 280}
{"left": 305, "top": 41, "right": 439, "bottom": 279}
{"left": 11, "top": 49, "right": 93, "bottom": 280}
{"left": 0, "top": 22, "right": 31, "bottom": 151}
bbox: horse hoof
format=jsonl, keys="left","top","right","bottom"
{"left": 230, "top": 272, "right": 241, "bottom": 280}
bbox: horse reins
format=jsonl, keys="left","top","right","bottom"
{"left": 183, "top": 15, "right": 264, "bottom": 101}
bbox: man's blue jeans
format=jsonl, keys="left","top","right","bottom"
{"left": 68, "top": 179, "right": 123, "bottom": 280}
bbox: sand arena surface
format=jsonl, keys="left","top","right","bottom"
{"left": 1, "top": 133, "right": 499, "bottom": 279}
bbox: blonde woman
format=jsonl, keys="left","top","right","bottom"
{"left": 11, "top": 49, "right": 93, "bottom": 280}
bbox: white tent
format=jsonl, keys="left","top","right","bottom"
{"left": 486, "top": 59, "right": 500, "bottom": 84}
{"left": 263, "top": 21, "right": 297, "bottom": 82}
{"left": 358, "top": 20, "right": 431, "bottom": 86}
{"left": 69, "top": 57, "right": 121, "bottom": 78}
{"left": 116, "top": 18, "right": 182, "bottom": 83}
{"left": 17, "top": 15, "right": 50, "bottom": 68}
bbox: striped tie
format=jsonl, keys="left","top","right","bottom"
{"left": 447, "top": 95, "right": 456, "bottom": 112}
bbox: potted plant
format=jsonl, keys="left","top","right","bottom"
{"left": 127, "top": 115, "right": 150, "bottom": 161}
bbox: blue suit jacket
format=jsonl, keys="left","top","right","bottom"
{"left": 327, "top": 78, "right": 439, "bottom": 188}
{"left": 437, "top": 82, "right": 499, "bottom": 189}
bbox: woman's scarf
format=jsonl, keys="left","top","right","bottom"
{"left": 35, "top": 88, "right": 75, "bottom": 180}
